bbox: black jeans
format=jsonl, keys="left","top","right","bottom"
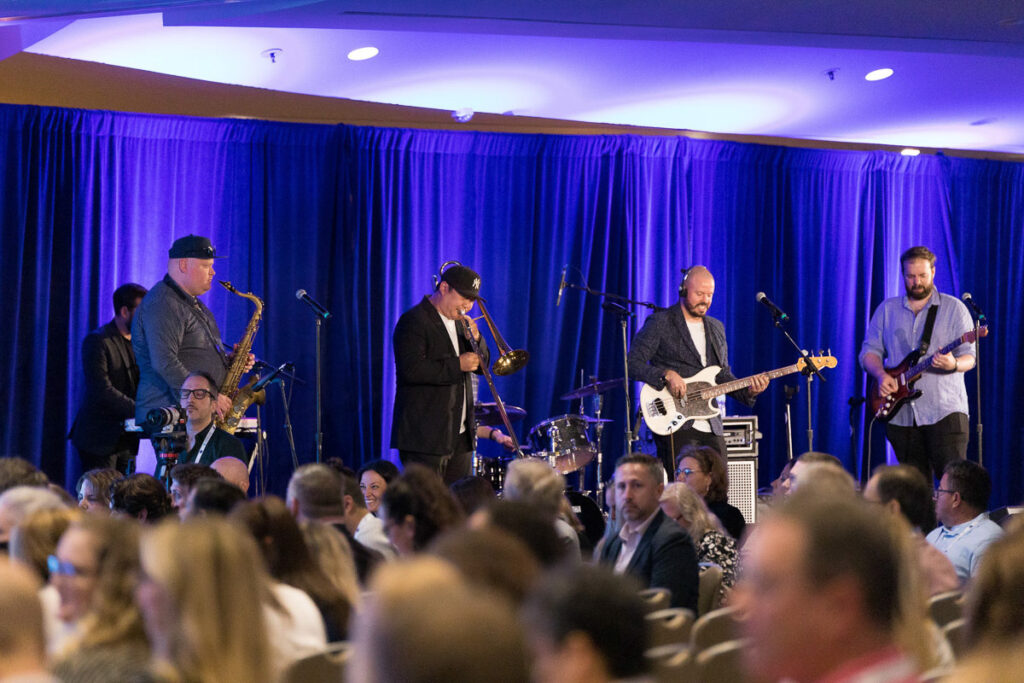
{"left": 653, "top": 427, "right": 729, "bottom": 481}
{"left": 886, "top": 412, "right": 969, "bottom": 485}
{"left": 400, "top": 430, "right": 473, "bottom": 485}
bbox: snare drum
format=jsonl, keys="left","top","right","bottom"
{"left": 528, "top": 415, "right": 596, "bottom": 474}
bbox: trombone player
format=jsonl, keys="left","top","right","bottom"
{"left": 391, "top": 263, "right": 490, "bottom": 484}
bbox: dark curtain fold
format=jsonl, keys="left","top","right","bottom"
{"left": 1, "top": 104, "right": 1021, "bottom": 505}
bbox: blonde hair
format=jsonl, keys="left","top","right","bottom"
{"left": 659, "top": 482, "right": 725, "bottom": 539}
{"left": 503, "top": 459, "right": 566, "bottom": 518}
{"left": 9, "top": 507, "right": 81, "bottom": 580}
{"left": 140, "top": 518, "right": 273, "bottom": 683}
{"left": 299, "top": 520, "right": 361, "bottom": 611}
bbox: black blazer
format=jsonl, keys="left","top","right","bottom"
{"left": 70, "top": 321, "right": 140, "bottom": 456}
{"left": 390, "top": 297, "right": 489, "bottom": 454}
{"left": 627, "top": 304, "right": 755, "bottom": 435}
{"left": 598, "top": 509, "right": 700, "bottom": 612}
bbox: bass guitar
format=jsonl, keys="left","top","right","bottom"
{"left": 640, "top": 355, "right": 837, "bottom": 436}
{"left": 868, "top": 326, "right": 987, "bottom": 422}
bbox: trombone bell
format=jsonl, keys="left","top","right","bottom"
{"left": 475, "top": 300, "right": 529, "bottom": 376}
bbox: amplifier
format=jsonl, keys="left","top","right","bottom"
{"left": 722, "top": 416, "right": 760, "bottom": 456}
{"left": 727, "top": 457, "right": 758, "bottom": 525}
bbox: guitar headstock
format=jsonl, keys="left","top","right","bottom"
{"left": 965, "top": 325, "right": 989, "bottom": 343}
{"left": 797, "top": 355, "right": 837, "bottom": 371}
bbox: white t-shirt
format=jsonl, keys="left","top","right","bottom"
{"left": 440, "top": 312, "right": 467, "bottom": 434}
{"left": 686, "top": 320, "right": 712, "bottom": 433}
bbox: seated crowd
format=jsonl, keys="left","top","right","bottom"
{"left": 0, "top": 440, "right": 1022, "bottom": 683}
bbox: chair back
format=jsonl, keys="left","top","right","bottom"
{"left": 638, "top": 586, "right": 672, "bottom": 614}
{"left": 928, "top": 590, "right": 964, "bottom": 628}
{"left": 690, "top": 605, "right": 739, "bottom": 652}
{"left": 698, "top": 563, "right": 724, "bottom": 616}
{"left": 943, "top": 618, "right": 968, "bottom": 660}
{"left": 645, "top": 643, "right": 694, "bottom": 683}
{"left": 281, "top": 642, "right": 352, "bottom": 683}
{"left": 695, "top": 639, "right": 749, "bottom": 683}
{"left": 646, "top": 607, "right": 696, "bottom": 648}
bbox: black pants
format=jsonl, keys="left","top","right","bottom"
{"left": 886, "top": 412, "right": 969, "bottom": 485}
{"left": 400, "top": 430, "right": 473, "bottom": 486}
{"left": 653, "top": 427, "right": 728, "bottom": 481}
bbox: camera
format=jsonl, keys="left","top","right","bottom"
{"left": 143, "top": 406, "right": 183, "bottom": 431}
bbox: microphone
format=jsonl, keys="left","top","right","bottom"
{"left": 756, "top": 292, "right": 790, "bottom": 322}
{"left": 556, "top": 266, "right": 568, "bottom": 307}
{"left": 602, "top": 300, "right": 634, "bottom": 317}
{"left": 296, "top": 289, "right": 332, "bottom": 320}
{"left": 961, "top": 292, "right": 986, "bottom": 321}
{"left": 253, "top": 362, "right": 290, "bottom": 391}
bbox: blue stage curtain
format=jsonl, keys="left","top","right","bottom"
{"left": 1, "top": 104, "right": 1021, "bottom": 506}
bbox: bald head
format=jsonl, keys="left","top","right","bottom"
{"left": 680, "top": 265, "right": 715, "bottom": 320}
{"left": 0, "top": 557, "right": 46, "bottom": 676}
{"left": 211, "top": 457, "right": 249, "bottom": 495}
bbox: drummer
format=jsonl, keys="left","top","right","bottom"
{"left": 477, "top": 424, "right": 515, "bottom": 450}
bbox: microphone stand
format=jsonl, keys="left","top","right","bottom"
{"left": 561, "top": 279, "right": 657, "bottom": 457}
{"left": 766, "top": 313, "right": 826, "bottom": 452}
{"left": 973, "top": 315, "right": 983, "bottom": 467}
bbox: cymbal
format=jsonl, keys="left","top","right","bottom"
{"left": 475, "top": 402, "right": 527, "bottom": 427}
{"left": 560, "top": 377, "right": 624, "bottom": 401}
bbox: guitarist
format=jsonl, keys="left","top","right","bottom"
{"left": 628, "top": 266, "right": 769, "bottom": 476}
{"left": 859, "top": 246, "right": 976, "bottom": 484}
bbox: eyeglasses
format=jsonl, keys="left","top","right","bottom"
{"left": 676, "top": 467, "right": 704, "bottom": 477}
{"left": 180, "top": 388, "right": 212, "bottom": 400}
{"left": 47, "top": 555, "right": 96, "bottom": 578}
{"left": 934, "top": 488, "right": 956, "bottom": 499}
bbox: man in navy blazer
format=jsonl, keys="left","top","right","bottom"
{"left": 598, "top": 453, "right": 699, "bottom": 612}
{"left": 70, "top": 282, "right": 147, "bottom": 472}
{"left": 628, "top": 265, "right": 769, "bottom": 475}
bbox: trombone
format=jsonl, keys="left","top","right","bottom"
{"left": 461, "top": 300, "right": 529, "bottom": 456}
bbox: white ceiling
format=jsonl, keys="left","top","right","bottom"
{"left": 5, "top": 1, "right": 1024, "bottom": 153}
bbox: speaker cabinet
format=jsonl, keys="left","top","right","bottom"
{"left": 726, "top": 457, "right": 758, "bottom": 525}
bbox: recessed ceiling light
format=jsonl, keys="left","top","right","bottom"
{"left": 900, "top": 148, "right": 921, "bottom": 156}
{"left": 865, "top": 68, "right": 894, "bottom": 81}
{"left": 347, "top": 47, "right": 379, "bottom": 61}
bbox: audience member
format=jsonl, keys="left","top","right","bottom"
{"left": 926, "top": 460, "right": 1003, "bottom": 583}
{"left": 429, "top": 526, "right": 540, "bottom": 605}
{"left": 0, "top": 557, "right": 53, "bottom": 682}
{"left": 168, "top": 462, "right": 222, "bottom": 517}
{"left": 734, "top": 496, "right": 918, "bottom": 682}
{"left": 285, "top": 463, "right": 386, "bottom": 582}
{"left": 210, "top": 455, "right": 250, "bottom": 495}
{"left": 598, "top": 453, "right": 699, "bottom": 611}
{"left": 503, "top": 459, "right": 581, "bottom": 559}
{"left": 350, "top": 557, "right": 529, "bottom": 683}
{"left": 789, "top": 461, "right": 858, "bottom": 499}
{"left": 0, "top": 486, "right": 67, "bottom": 551}
{"left": 660, "top": 482, "right": 738, "bottom": 592}
{"left": 182, "top": 478, "right": 246, "bottom": 518}
{"left": 472, "top": 500, "right": 569, "bottom": 568}
{"left": 522, "top": 564, "right": 647, "bottom": 683}
{"left": 137, "top": 518, "right": 273, "bottom": 683}
{"left": 109, "top": 473, "right": 171, "bottom": 523}
{"left": 357, "top": 458, "right": 400, "bottom": 515}
{"left": 864, "top": 465, "right": 959, "bottom": 596}
{"left": 964, "top": 525, "right": 1024, "bottom": 650}
{"left": 770, "top": 458, "right": 795, "bottom": 500}
{"left": 0, "top": 456, "right": 48, "bottom": 494}
{"left": 338, "top": 465, "right": 397, "bottom": 558}
{"left": 449, "top": 475, "right": 497, "bottom": 516}
{"left": 49, "top": 516, "right": 148, "bottom": 664}
{"left": 75, "top": 468, "right": 122, "bottom": 514}
{"left": 379, "top": 464, "right": 464, "bottom": 556}
{"left": 232, "top": 496, "right": 349, "bottom": 642}
{"left": 675, "top": 445, "right": 746, "bottom": 540}
{"left": 788, "top": 450, "right": 846, "bottom": 492}
{"left": 299, "top": 520, "right": 361, "bottom": 612}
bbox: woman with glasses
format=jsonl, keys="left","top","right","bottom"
{"left": 675, "top": 445, "right": 746, "bottom": 541}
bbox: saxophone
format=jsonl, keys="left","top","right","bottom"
{"left": 215, "top": 280, "right": 264, "bottom": 434}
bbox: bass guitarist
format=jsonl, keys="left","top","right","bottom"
{"left": 628, "top": 266, "right": 769, "bottom": 476}
{"left": 859, "top": 246, "right": 976, "bottom": 484}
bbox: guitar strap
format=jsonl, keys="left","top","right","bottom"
{"left": 910, "top": 305, "right": 939, "bottom": 365}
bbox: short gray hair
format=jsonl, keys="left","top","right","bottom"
{"left": 503, "top": 459, "right": 566, "bottom": 518}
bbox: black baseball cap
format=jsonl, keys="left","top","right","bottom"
{"left": 168, "top": 235, "right": 225, "bottom": 259}
{"left": 441, "top": 264, "right": 482, "bottom": 300}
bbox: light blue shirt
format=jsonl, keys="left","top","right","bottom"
{"left": 859, "top": 289, "right": 975, "bottom": 427}
{"left": 925, "top": 513, "right": 1003, "bottom": 583}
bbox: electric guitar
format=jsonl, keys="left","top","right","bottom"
{"left": 868, "top": 326, "right": 987, "bottom": 422}
{"left": 640, "top": 355, "right": 837, "bottom": 436}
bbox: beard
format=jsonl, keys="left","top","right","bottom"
{"left": 684, "top": 301, "right": 708, "bottom": 318}
{"left": 906, "top": 283, "right": 934, "bottom": 301}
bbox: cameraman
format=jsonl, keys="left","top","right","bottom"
{"left": 178, "top": 371, "right": 247, "bottom": 466}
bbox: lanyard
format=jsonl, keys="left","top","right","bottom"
{"left": 194, "top": 425, "right": 217, "bottom": 463}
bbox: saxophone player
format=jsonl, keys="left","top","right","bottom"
{"left": 133, "top": 235, "right": 254, "bottom": 429}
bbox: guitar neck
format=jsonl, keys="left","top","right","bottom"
{"left": 702, "top": 362, "right": 803, "bottom": 399}
{"left": 905, "top": 334, "right": 971, "bottom": 381}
